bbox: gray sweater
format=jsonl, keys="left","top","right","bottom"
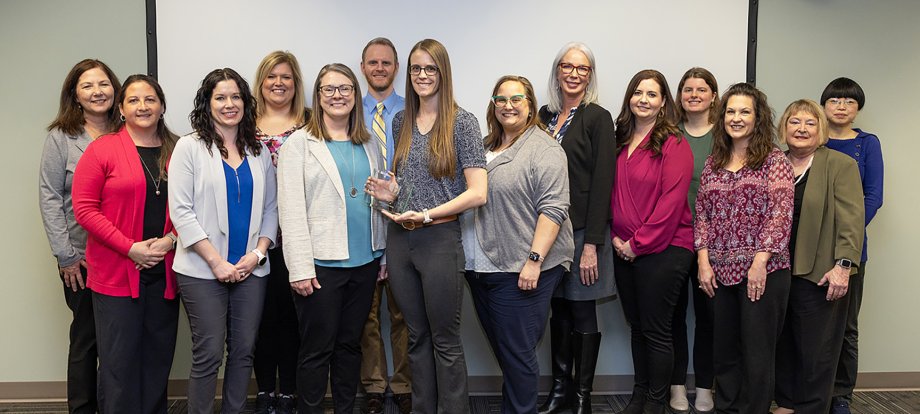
{"left": 472, "top": 126, "right": 574, "bottom": 272}
{"left": 39, "top": 128, "right": 92, "bottom": 267}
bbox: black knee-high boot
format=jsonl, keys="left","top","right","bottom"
{"left": 538, "top": 318, "right": 574, "bottom": 414}
{"left": 573, "top": 331, "right": 602, "bottom": 414}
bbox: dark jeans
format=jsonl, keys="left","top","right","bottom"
{"left": 179, "top": 274, "right": 267, "bottom": 414}
{"left": 833, "top": 261, "right": 866, "bottom": 402}
{"left": 466, "top": 266, "right": 564, "bottom": 414}
{"left": 62, "top": 266, "right": 99, "bottom": 414}
{"left": 387, "top": 221, "right": 470, "bottom": 414}
{"left": 671, "top": 257, "right": 715, "bottom": 389}
{"left": 293, "top": 260, "right": 379, "bottom": 414}
{"left": 775, "top": 276, "right": 849, "bottom": 413}
{"left": 93, "top": 277, "right": 179, "bottom": 414}
{"left": 254, "top": 247, "right": 299, "bottom": 395}
{"left": 712, "top": 268, "right": 790, "bottom": 414}
{"left": 614, "top": 246, "right": 694, "bottom": 404}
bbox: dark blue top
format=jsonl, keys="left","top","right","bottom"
{"left": 223, "top": 158, "right": 254, "bottom": 264}
{"left": 825, "top": 128, "right": 883, "bottom": 262}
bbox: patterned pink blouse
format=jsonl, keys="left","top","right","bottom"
{"left": 694, "top": 148, "right": 794, "bottom": 286}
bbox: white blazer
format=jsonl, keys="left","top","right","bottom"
{"left": 168, "top": 132, "right": 279, "bottom": 279}
{"left": 277, "top": 128, "right": 387, "bottom": 282}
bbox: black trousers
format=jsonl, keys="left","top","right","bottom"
{"left": 775, "top": 276, "right": 849, "bottom": 413}
{"left": 833, "top": 261, "right": 866, "bottom": 402}
{"left": 254, "top": 247, "right": 299, "bottom": 395}
{"left": 293, "top": 260, "right": 379, "bottom": 414}
{"left": 671, "top": 258, "right": 715, "bottom": 389}
{"left": 93, "top": 277, "right": 179, "bottom": 414}
{"left": 614, "top": 246, "right": 694, "bottom": 404}
{"left": 713, "top": 268, "right": 790, "bottom": 414}
{"left": 62, "top": 266, "right": 99, "bottom": 414}
{"left": 466, "top": 266, "right": 563, "bottom": 414}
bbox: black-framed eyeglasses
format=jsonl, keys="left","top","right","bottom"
{"left": 409, "top": 65, "right": 439, "bottom": 76}
{"left": 318, "top": 84, "right": 355, "bottom": 97}
{"left": 492, "top": 95, "right": 528, "bottom": 108}
{"left": 558, "top": 62, "right": 592, "bottom": 76}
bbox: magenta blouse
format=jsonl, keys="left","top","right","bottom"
{"left": 694, "top": 148, "right": 794, "bottom": 286}
{"left": 611, "top": 133, "right": 695, "bottom": 256}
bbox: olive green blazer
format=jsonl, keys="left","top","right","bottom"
{"left": 792, "top": 147, "right": 865, "bottom": 284}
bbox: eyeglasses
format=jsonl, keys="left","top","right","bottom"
{"left": 409, "top": 65, "right": 439, "bottom": 76}
{"left": 492, "top": 95, "right": 528, "bottom": 108}
{"left": 318, "top": 84, "right": 355, "bottom": 97}
{"left": 558, "top": 62, "right": 592, "bottom": 76}
{"left": 827, "top": 98, "right": 858, "bottom": 107}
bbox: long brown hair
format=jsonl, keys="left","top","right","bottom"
{"left": 710, "top": 83, "right": 776, "bottom": 171}
{"left": 119, "top": 74, "right": 178, "bottom": 178}
{"left": 614, "top": 69, "right": 681, "bottom": 156}
{"left": 674, "top": 67, "right": 720, "bottom": 125}
{"left": 392, "top": 39, "right": 458, "bottom": 179}
{"left": 48, "top": 59, "right": 122, "bottom": 136}
{"left": 483, "top": 75, "right": 544, "bottom": 151}
{"left": 306, "top": 63, "right": 370, "bottom": 144}
{"left": 253, "top": 51, "right": 307, "bottom": 126}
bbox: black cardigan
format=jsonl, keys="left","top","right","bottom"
{"left": 539, "top": 103, "right": 616, "bottom": 245}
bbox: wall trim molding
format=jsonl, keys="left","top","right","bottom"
{"left": 3, "top": 372, "right": 918, "bottom": 401}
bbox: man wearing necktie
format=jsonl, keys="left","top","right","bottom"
{"left": 358, "top": 37, "right": 410, "bottom": 414}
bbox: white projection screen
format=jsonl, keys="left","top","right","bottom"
{"left": 155, "top": 0, "right": 752, "bottom": 376}
{"left": 155, "top": 0, "right": 750, "bottom": 136}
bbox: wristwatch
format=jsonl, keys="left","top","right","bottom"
{"left": 422, "top": 208, "right": 433, "bottom": 224}
{"left": 165, "top": 233, "right": 178, "bottom": 250}
{"left": 252, "top": 249, "right": 267, "bottom": 266}
{"left": 528, "top": 251, "right": 545, "bottom": 263}
{"left": 836, "top": 259, "right": 853, "bottom": 269}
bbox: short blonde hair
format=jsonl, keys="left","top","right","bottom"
{"left": 778, "top": 99, "right": 829, "bottom": 147}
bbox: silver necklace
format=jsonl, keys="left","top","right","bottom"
{"left": 138, "top": 150, "right": 162, "bottom": 196}
{"left": 328, "top": 140, "right": 358, "bottom": 198}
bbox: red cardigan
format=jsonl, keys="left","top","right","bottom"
{"left": 72, "top": 127, "right": 177, "bottom": 298}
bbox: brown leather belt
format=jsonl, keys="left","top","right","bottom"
{"left": 400, "top": 214, "right": 458, "bottom": 230}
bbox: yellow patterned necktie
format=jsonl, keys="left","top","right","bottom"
{"left": 373, "top": 102, "right": 387, "bottom": 170}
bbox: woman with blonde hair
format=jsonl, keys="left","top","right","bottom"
{"left": 251, "top": 50, "right": 309, "bottom": 414}
{"left": 773, "top": 99, "right": 863, "bottom": 414}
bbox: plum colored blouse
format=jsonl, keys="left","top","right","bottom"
{"left": 611, "top": 133, "right": 694, "bottom": 256}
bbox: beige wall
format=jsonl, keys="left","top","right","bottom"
{"left": 757, "top": 0, "right": 920, "bottom": 373}
{"left": 1, "top": 0, "right": 917, "bottom": 390}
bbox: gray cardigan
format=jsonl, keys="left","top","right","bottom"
{"left": 474, "top": 126, "right": 574, "bottom": 272}
{"left": 39, "top": 128, "right": 92, "bottom": 267}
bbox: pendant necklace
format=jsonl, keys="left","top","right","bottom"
{"left": 138, "top": 151, "right": 162, "bottom": 196}
{"left": 329, "top": 140, "right": 358, "bottom": 198}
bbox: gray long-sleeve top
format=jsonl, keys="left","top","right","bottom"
{"left": 471, "top": 126, "right": 574, "bottom": 272}
{"left": 39, "top": 128, "right": 91, "bottom": 267}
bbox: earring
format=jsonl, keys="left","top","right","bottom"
{"left": 120, "top": 115, "right": 126, "bottom": 122}
{"left": 160, "top": 113, "right": 164, "bottom": 119}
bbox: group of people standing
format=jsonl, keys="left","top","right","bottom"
{"left": 39, "top": 36, "right": 882, "bottom": 414}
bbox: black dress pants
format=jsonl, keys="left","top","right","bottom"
{"left": 293, "top": 260, "right": 379, "bottom": 414}
{"left": 775, "top": 276, "right": 849, "bottom": 413}
{"left": 833, "top": 261, "right": 866, "bottom": 402}
{"left": 62, "top": 266, "right": 99, "bottom": 414}
{"left": 254, "top": 247, "right": 299, "bottom": 395}
{"left": 713, "top": 268, "right": 790, "bottom": 414}
{"left": 93, "top": 277, "right": 179, "bottom": 414}
{"left": 614, "top": 246, "right": 694, "bottom": 404}
{"left": 670, "top": 257, "right": 715, "bottom": 389}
